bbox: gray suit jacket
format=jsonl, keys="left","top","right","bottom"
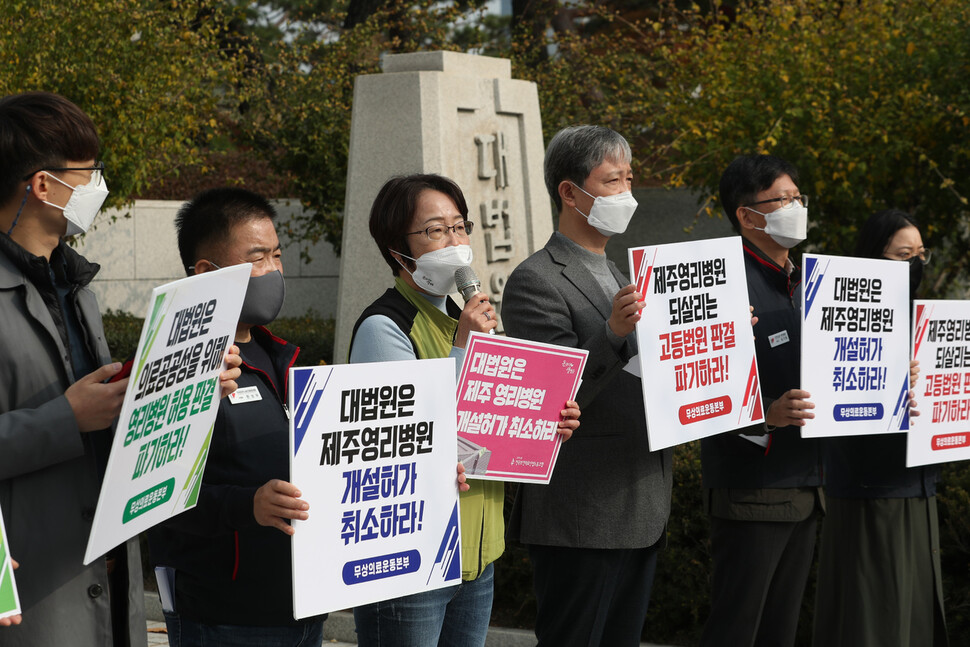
{"left": 0, "top": 239, "right": 145, "bottom": 647}
{"left": 502, "top": 233, "right": 671, "bottom": 549}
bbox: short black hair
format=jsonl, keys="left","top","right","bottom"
{"left": 0, "top": 92, "right": 100, "bottom": 206}
{"left": 854, "top": 209, "right": 919, "bottom": 259}
{"left": 176, "top": 187, "right": 277, "bottom": 274}
{"left": 368, "top": 174, "right": 469, "bottom": 276}
{"left": 719, "top": 154, "right": 799, "bottom": 231}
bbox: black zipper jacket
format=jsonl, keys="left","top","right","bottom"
{"left": 701, "top": 239, "right": 823, "bottom": 489}
{"left": 148, "top": 326, "right": 323, "bottom": 626}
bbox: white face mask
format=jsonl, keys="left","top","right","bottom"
{"left": 43, "top": 171, "right": 109, "bottom": 236}
{"left": 571, "top": 182, "right": 638, "bottom": 237}
{"left": 749, "top": 203, "right": 808, "bottom": 249}
{"left": 393, "top": 244, "right": 474, "bottom": 296}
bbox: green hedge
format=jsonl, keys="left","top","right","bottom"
{"left": 105, "top": 311, "right": 970, "bottom": 645}
{"left": 102, "top": 309, "right": 335, "bottom": 366}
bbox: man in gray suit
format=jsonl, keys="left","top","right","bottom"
{"left": 502, "top": 125, "right": 672, "bottom": 647}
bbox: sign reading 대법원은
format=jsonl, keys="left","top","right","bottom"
{"left": 907, "top": 300, "right": 970, "bottom": 466}
{"left": 629, "top": 236, "right": 764, "bottom": 450}
{"left": 800, "top": 254, "right": 911, "bottom": 438}
{"left": 289, "top": 358, "right": 461, "bottom": 619}
{"left": 456, "top": 331, "right": 587, "bottom": 484}
{"left": 83, "top": 264, "right": 250, "bottom": 565}
{"left": 0, "top": 501, "right": 21, "bottom": 621}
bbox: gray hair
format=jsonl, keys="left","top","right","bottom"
{"left": 543, "top": 125, "right": 632, "bottom": 212}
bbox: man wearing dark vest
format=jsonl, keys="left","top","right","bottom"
{"left": 700, "top": 154, "right": 823, "bottom": 647}
{"left": 149, "top": 188, "right": 327, "bottom": 646}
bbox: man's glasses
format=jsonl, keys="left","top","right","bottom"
{"left": 22, "top": 161, "right": 105, "bottom": 186}
{"left": 744, "top": 194, "right": 809, "bottom": 210}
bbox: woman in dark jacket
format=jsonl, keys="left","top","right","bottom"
{"left": 813, "top": 209, "right": 947, "bottom": 647}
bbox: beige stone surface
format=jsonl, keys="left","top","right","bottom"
{"left": 381, "top": 50, "right": 511, "bottom": 78}
{"left": 75, "top": 199, "right": 339, "bottom": 319}
{"left": 334, "top": 51, "right": 553, "bottom": 362}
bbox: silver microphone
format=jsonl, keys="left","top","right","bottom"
{"left": 455, "top": 266, "right": 483, "bottom": 303}
{"left": 454, "top": 266, "right": 496, "bottom": 334}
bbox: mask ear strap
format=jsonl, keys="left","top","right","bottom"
{"left": 7, "top": 185, "right": 30, "bottom": 236}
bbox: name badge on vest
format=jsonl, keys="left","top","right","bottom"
{"left": 229, "top": 386, "right": 262, "bottom": 404}
{"left": 768, "top": 330, "right": 790, "bottom": 348}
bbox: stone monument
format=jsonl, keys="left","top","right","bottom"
{"left": 333, "top": 51, "right": 554, "bottom": 362}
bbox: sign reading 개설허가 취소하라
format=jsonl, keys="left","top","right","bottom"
{"left": 289, "top": 358, "right": 462, "bottom": 619}
{"left": 908, "top": 300, "right": 970, "bottom": 466}
{"left": 800, "top": 254, "right": 911, "bottom": 439}
{"left": 629, "top": 236, "right": 765, "bottom": 450}
{"left": 456, "top": 331, "right": 587, "bottom": 484}
{"left": 84, "top": 264, "right": 250, "bottom": 565}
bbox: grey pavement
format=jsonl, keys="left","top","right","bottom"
{"left": 144, "top": 592, "right": 676, "bottom": 646}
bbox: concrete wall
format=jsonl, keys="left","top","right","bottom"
{"left": 75, "top": 199, "right": 340, "bottom": 319}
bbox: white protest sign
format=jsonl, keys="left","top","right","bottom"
{"left": 289, "top": 359, "right": 461, "bottom": 619}
{"left": 800, "top": 254, "right": 910, "bottom": 437}
{"left": 0, "top": 502, "right": 21, "bottom": 622}
{"left": 907, "top": 300, "right": 970, "bottom": 466}
{"left": 84, "top": 264, "right": 250, "bottom": 564}
{"left": 629, "top": 236, "right": 764, "bottom": 450}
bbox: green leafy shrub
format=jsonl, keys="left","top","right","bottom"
{"left": 102, "top": 310, "right": 335, "bottom": 366}
{"left": 102, "top": 309, "right": 147, "bottom": 362}
{"left": 268, "top": 311, "right": 336, "bottom": 366}
{"left": 938, "top": 462, "right": 970, "bottom": 641}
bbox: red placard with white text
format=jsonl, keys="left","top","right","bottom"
{"left": 908, "top": 300, "right": 970, "bottom": 466}
{"left": 629, "top": 237, "right": 764, "bottom": 450}
{"left": 456, "top": 332, "right": 587, "bottom": 484}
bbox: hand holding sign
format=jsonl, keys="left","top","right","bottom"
{"left": 254, "top": 479, "right": 309, "bottom": 536}
{"left": 909, "top": 360, "right": 921, "bottom": 419}
{"left": 765, "top": 389, "right": 815, "bottom": 428}
{"left": 66, "top": 362, "right": 128, "bottom": 432}
{"left": 608, "top": 284, "right": 645, "bottom": 337}
{"left": 557, "top": 400, "right": 581, "bottom": 441}
{"left": 219, "top": 345, "right": 243, "bottom": 398}
{"left": 456, "top": 463, "right": 470, "bottom": 493}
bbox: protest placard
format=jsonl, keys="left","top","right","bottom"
{"left": 907, "top": 300, "right": 970, "bottom": 466}
{"left": 289, "top": 358, "right": 461, "bottom": 619}
{"left": 629, "top": 237, "right": 764, "bottom": 450}
{"left": 83, "top": 264, "right": 250, "bottom": 564}
{"left": 456, "top": 331, "right": 586, "bottom": 484}
{"left": 0, "top": 502, "right": 21, "bottom": 622}
{"left": 800, "top": 254, "right": 910, "bottom": 438}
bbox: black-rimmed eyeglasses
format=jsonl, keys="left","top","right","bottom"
{"left": 22, "top": 161, "right": 105, "bottom": 185}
